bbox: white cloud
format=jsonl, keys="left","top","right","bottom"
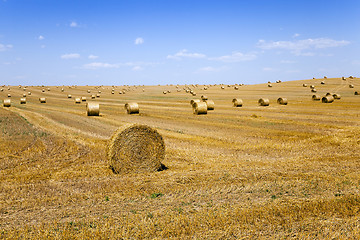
{"left": 257, "top": 38, "right": 350, "bottom": 55}
{"left": 61, "top": 53, "right": 80, "bottom": 59}
{"left": 70, "top": 21, "right": 78, "bottom": 27}
{"left": 83, "top": 62, "right": 119, "bottom": 69}
{"left": 197, "top": 66, "right": 228, "bottom": 72}
{"left": 38, "top": 35, "right": 44, "bottom": 40}
{"left": 210, "top": 51, "right": 257, "bottom": 62}
{"left": 132, "top": 66, "right": 143, "bottom": 71}
{"left": 167, "top": 49, "right": 206, "bottom": 60}
{"left": 292, "top": 33, "right": 300, "bottom": 38}
{"left": 88, "top": 54, "right": 98, "bottom": 59}
{"left": 0, "top": 43, "right": 13, "bottom": 51}
{"left": 280, "top": 60, "right": 296, "bottom": 64}
{"left": 135, "top": 37, "right": 144, "bottom": 45}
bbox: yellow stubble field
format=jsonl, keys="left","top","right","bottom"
{"left": 0, "top": 77, "right": 360, "bottom": 239}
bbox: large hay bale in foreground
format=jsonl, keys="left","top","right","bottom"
{"left": 204, "top": 100, "right": 215, "bottom": 110}
{"left": 107, "top": 124, "right": 165, "bottom": 174}
{"left": 87, "top": 102, "right": 100, "bottom": 116}
{"left": 193, "top": 102, "right": 207, "bottom": 115}
{"left": 190, "top": 99, "right": 201, "bottom": 106}
{"left": 258, "top": 98, "right": 269, "bottom": 106}
{"left": 3, "top": 99, "right": 11, "bottom": 107}
{"left": 232, "top": 98, "right": 243, "bottom": 107}
{"left": 125, "top": 102, "right": 139, "bottom": 114}
{"left": 322, "top": 95, "right": 334, "bottom": 103}
{"left": 312, "top": 94, "right": 321, "bottom": 100}
{"left": 277, "top": 97, "right": 288, "bottom": 105}
{"left": 39, "top": 97, "right": 46, "bottom": 103}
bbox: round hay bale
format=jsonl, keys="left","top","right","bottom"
{"left": 47, "top": 88, "right": 50, "bottom": 91}
{"left": 201, "top": 95, "right": 208, "bottom": 101}
{"left": 204, "top": 100, "right": 215, "bottom": 110}
{"left": 28, "top": 92, "right": 31, "bottom": 95}
{"left": 333, "top": 93, "right": 341, "bottom": 99}
{"left": 20, "top": 98, "right": 26, "bottom": 104}
{"left": 42, "top": 89, "right": 45, "bottom": 92}
{"left": 204, "top": 87, "right": 208, "bottom": 90}
{"left": 67, "top": 94, "right": 72, "bottom": 98}
{"left": 98, "top": 90, "right": 102, "bottom": 93}
{"left": 87, "top": 90, "right": 91, "bottom": 93}
{"left": 324, "top": 76, "right": 327, "bottom": 79}
{"left": 258, "top": 98, "right": 270, "bottom": 106}
{"left": 268, "top": 84, "right": 272, "bottom": 87}
{"left": 322, "top": 95, "right": 334, "bottom": 103}
{"left": 87, "top": 102, "right": 100, "bottom": 116}
{"left": 349, "top": 84, "right": 354, "bottom": 88}
{"left": 342, "top": 76, "right": 346, "bottom": 80}
{"left": 303, "top": 83, "right": 308, "bottom": 87}
{"left": 221, "top": 86, "right": 225, "bottom": 89}
{"left": 232, "top": 98, "right": 243, "bottom": 107}
{"left": 7, "top": 94, "right": 11, "bottom": 98}
{"left": 125, "top": 102, "right": 139, "bottom": 114}
{"left": 234, "top": 86, "right": 239, "bottom": 90}
{"left": 91, "top": 94, "right": 96, "bottom": 99}
{"left": 191, "top": 92, "right": 197, "bottom": 96}
{"left": 111, "top": 91, "right": 115, "bottom": 94}
{"left": 321, "top": 81, "right": 325, "bottom": 84}
{"left": 39, "top": 97, "right": 46, "bottom": 103}
{"left": 3, "top": 99, "right": 11, "bottom": 107}
{"left": 107, "top": 124, "right": 165, "bottom": 174}
{"left": 61, "top": 88, "right": 64, "bottom": 92}
{"left": 355, "top": 91, "right": 359, "bottom": 95}
{"left": 0, "top": 89, "right": 3, "bottom": 92}
{"left": 96, "top": 94, "right": 101, "bottom": 98}
{"left": 311, "top": 89, "right": 317, "bottom": 92}
{"left": 192, "top": 101, "right": 207, "bottom": 115}
{"left": 310, "top": 85, "right": 315, "bottom": 89}
{"left": 326, "top": 92, "right": 334, "bottom": 96}
{"left": 22, "top": 93, "right": 26, "bottom": 97}
{"left": 81, "top": 97, "right": 86, "bottom": 102}
{"left": 312, "top": 94, "right": 321, "bottom": 100}
{"left": 349, "top": 76, "right": 354, "bottom": 79}
{"left": 277, "top": 97, "right": 288, "bottom": 105}
{"left": 163, "top": 91, "right": 167, "bottom": 94}
{"left": 75, "top": 98, "right": 81, "bottom": 104}
{"left": 190, "top": 99, "right": 201, "bottom": 106}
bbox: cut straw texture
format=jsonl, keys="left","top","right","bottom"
{"left": 258, "top": 98, "right": 270, "bottom": 106}
{"left": 232, "top": 98, "right": 243, "bottom": 107}
{"left": 3, "top": 99, "right": 11, "bottom": 107}
{"left": 192, "top": 101, "right": 207, "bottom": 115}
{"left": 277, "top": 97, "right": 288, "bottom": 105}
{"left": 107, "top": 124, "right": 165, "bottom": 174}
{"left": 86, "top": 102, "right": 100, "bottom": 116}
{"left": 125, "top": 102, "right": 139, "bottom": 114}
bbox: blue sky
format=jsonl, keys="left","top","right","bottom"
{"left": 0, "top": 0, "right": 359, "bottom": 86}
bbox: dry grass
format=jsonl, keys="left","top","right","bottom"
{"left": 1, "top": 77, "right": 360, "bottom": 238}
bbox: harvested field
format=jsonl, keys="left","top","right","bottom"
{"left": 1, "top": 77, "right": 360, "bottom": 238}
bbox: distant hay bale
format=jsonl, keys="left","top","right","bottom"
{"left": 7, "top": 94, "right": 11, "bottom": 97}
{"left": 311, "top": 89, "right": 317, "bottom": 92}
{"left": 91, "top": 94, "right": 96, "bottom": 99}
{"left": 321, "top": 81, "right": 325, "bottom": 84}
{"left": 232, "top": 98, "right": 243, "bottom": 107}
{"left": 190, "top": 99, "right": 201, "bottom": 106}
{"left": 28, "top": 92, "right": 31, "bottom": 95}
{"left": 201, "top": 95, "right": 208, "bottom": 101}
{"left": 324, "top": 76, "right": 327, "bottom": 79}
{"left": 204, "top": 100, "right": 215, "bottom": 110}
{"left": 349, "top": 76, "right": 354, "bottom": 79}
{"left": 268, "top": 81, "right": 271, "bottom": 83}
{"left": 310, "top": 85, "right": 315, "bottom": 89}
{"left": 312, "top": 94, "right": 321, "bottom": 100}
{"left": 167, "top": 90, "right": 171, "bottom": 93}
{"left": 326, "top": 92, "right": 335, "bottom": 97}
{"left": 0, "top": 88, "right": 3, "bottom": 92}
{"left": 87, "top": 102, "right": 100, "bottom": 116}
{"left": 303, "top": 83, "right": 308, "bottom": 87}
{"left": 268, "top": 84, "right": 272, "bottom": 87}
{"left": 342, "top": 77, "right": 346, "bottom": 80}
{"left": 125, "top": 102, "right": 139, "bottom": 114}
{"left": 47, "top": 88, "right": 50, "bottom": 91}
{"left": 221, "top": 86, "right": 225, "bottom": 89}
{"left": 42, "top": 89, "right": 45, "bottom": 92}
{"left": 98, "top": 90, "right": 102, "bottom": 93}
{"left": 61, "top": 88, "right": 64, "bottom": 92}
{"left": 163, "top": 91, "right": 167, "bottom": 94}
{"left": 234, "top": 86, "right": 239, "bottom": 90}
{"left": 204, "top": 87, "right": 208, "bottom": 90}
{"left": 22, "top": 93, "right": 26, "bottom": 97}
{"left": 322, "top": 95, "right": 334, "bottom": 103}
{"left": 81, "top": 97, "right": 87, "bottom": 102}
{"left": 87, "top": 90, "right": 91, "bottom": 93}
{"left": 20, "top": 98, "right": 26, "bottom": 104}
{"left": 3, "top": 99, "right": 11, "bottom": 107}
{"left": 111, "top": 91, "right": 115, "bottom": 94}
{"left": 258, "top": 98, "right": 270, "bottom": 106}
{"left": 68, "top": 94, "right": 72, "bottom": 98}
{"left": 333, "top": 93, "right": 341, "bottom": 99}
{"left": 39, "top": 97, "right": 46, "bottom": 103}
{"left": 355, "top": 91, "right": 359, "bottom": 95}
{"left": 192, "top": 101, "right": 207, "bottom": 115}
{"left": 277, "top": 97, "right": 288, "bottom": 105}
{"left": 191, "top": 92, "right": 197, "bottom": 96}
{"left": 349, "top": 84, "right": 354, "bottom": 88}
{"left": 107, "top": 124, "right": 165, "bottom": 174}
{"left": 75, "top": 98, "right": 81, "bottom": 104}
{"left": 96, "top": 94, "right": 101, "bottom": 98}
